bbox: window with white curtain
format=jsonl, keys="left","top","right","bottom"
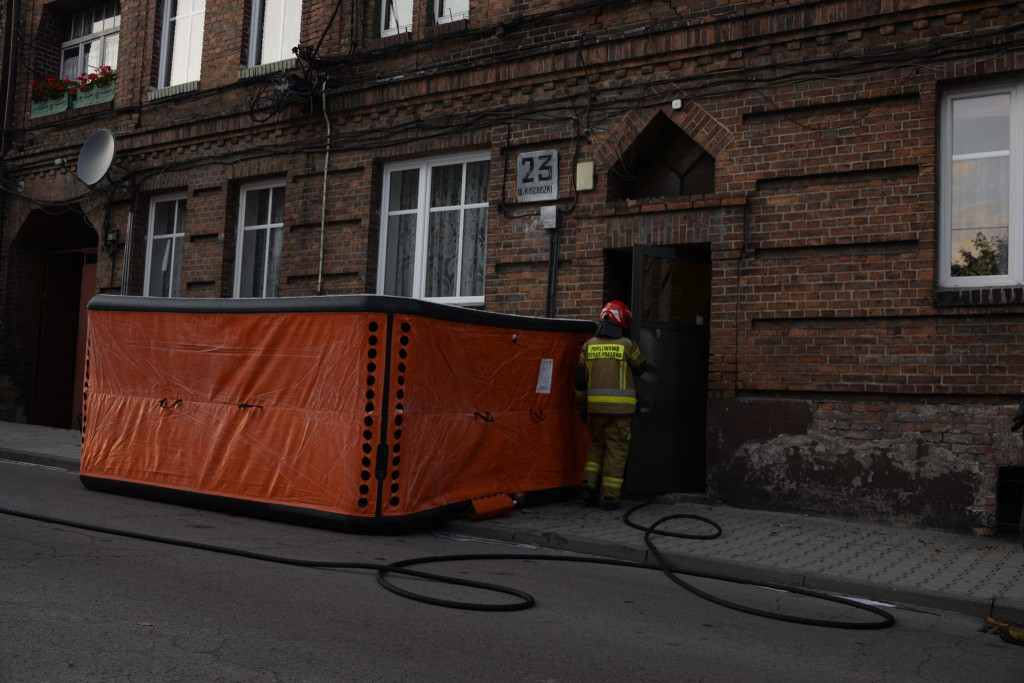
{"left": 60, "top": 1, "right": 120, "bottom": 80}
{"left": 939, "top": 85, "right": 1021, "bottom": 287}
{"left": 249, "top": 0, "right": 301, "bottom": 66}
{"left": 380, "top": 0, "right": 469, "bottom": 36}
{"left": 159, "top": 0, "right": 205, "bottom": 88}
{"left": 381, "top": 0, "right": 412, "bottom": 36}
{"left": 235, "top": 180, "right": 285, "bottom": 298}
{"left": 378, "top": 153, "right": 490, "bottom": 304}
{"left": 144, "top": 194, "right": 186, "bottom": 297}
{"left": 434, "top": 0, "right": 468, "bottom": 24}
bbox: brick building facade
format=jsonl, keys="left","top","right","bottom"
{"left": 2, "top": 0, "right": 1023, "bottom": 532}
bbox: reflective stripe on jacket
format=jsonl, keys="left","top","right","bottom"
{"left": 577, "top": 336, "right": 645, "bottom": 415}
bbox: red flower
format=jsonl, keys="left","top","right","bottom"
{"left": 33, "top": 66, "right": 115, "bottom": 101}
{"left": 74, "top": 66, "right": 117, "bottom": 92}
{"left": 32, "top": 74, "right": 76, "bottom": 101}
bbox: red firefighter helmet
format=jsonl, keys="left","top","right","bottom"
{"left": 599, "top": 300, "right": 632, "bottom": 331}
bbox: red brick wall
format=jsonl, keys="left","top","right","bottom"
{"left": 4, "top": 0, "right": 1024, "bottom": 529}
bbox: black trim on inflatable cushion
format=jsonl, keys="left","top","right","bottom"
{"left": 521, "top": 485, "right": 579, "bottom": 507}
{"left": 375, "top": 312, "right": 395, "bottom": 517}
{"left": 79, "top": 475, "right": 465, "bottom": 534}
{"left": 87, "top": 294, "right": 595, "bottom": 335}
{"left": 80, "top": 475, "right": 578, "bottom": 533}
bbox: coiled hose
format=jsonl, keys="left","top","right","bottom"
{"left": 0, "top": 499, "right": 894, "bottom": 629}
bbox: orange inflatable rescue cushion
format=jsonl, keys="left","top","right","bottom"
{"left": 79, "top": 294, "right": 593, "bottom": 532}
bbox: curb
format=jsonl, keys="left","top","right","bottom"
{"left": 0, "top": 450, "right": 80, "bottom": 472}
{"left": 8, "top": 451, "right": 1023, "bottom": 625}
{"left": 444, "top": 520, "right": 1024, "bottom": 625}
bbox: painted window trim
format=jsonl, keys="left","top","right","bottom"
{"left": 143, "top": 192, "right": 187, "bottom": 298}
{"left": 247, "top": 0, "right": 301, "bottom": 68}
{"left": 233, "top": 178, "right": 286, "bottom": 298}
{"left": 377, "top": 151, "right": 490, "bottom": 306}
{"left": 380, "top": 0, "right": 413, "bottom": 37}
{"left": 433, "top": 0, "right": 468, "bottom": 25}
{"left": 147, "top": 80, "right": 199, "bottom": 101}
{"left": 238, "top": 58, "right": 297, "bottom": 81}
{"left": 60, "top": 1, "right": 121, "bottom": 80}
{"left": 158, "top": 0, "right": 205, "bottom": 89}
{"left": 939, "top": 82, "right": 1024, "bottom": 289}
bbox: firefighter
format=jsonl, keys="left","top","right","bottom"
{"left": 575, "top": 300, "right": 646, "bottom": 510}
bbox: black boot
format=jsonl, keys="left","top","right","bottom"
{"left": 580, "top": 487, "right": 598, "bottom": 507}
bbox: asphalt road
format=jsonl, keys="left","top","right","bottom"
{"left": 1, "top": 459, "right": 1021, "bottom": 682}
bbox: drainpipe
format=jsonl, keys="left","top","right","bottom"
{"left": 120, "top": 189, "right": 135, "bottom": 295}
{"left": 0, "top": 0, "right": 23, "bottom": 310}
{"left": 541, "top": 205, "right": 559, "bottom": 317}
{"left": 316, "top": 79, "right": 330, "bottom": 295}
{"left": 545, "top": 226, "right": 560, "bottom": 317}
{"left": 0, "top": 0, "right": 18, "bottom": 154}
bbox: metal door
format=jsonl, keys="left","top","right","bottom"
{"left": 625, "top": 246, "right": 710, "bottom": 493}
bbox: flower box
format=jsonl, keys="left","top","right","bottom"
{"left": 29, "top": 93, "right": 70, "bottom": 119}
{"left": 74, "top": 82, "right": 115, "bottom": 109}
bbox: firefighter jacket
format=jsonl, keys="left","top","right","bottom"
{"left": 575, "top": 330, "right": 646, "bottom": 416}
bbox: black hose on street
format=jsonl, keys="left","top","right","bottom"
{"left": 0, "top": 500, "right": 895, "bottom": 628}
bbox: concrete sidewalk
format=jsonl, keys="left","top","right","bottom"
{"left": 2, "top": 420, "right": 1022, "bottom": 623}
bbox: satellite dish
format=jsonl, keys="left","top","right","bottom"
{"left": 77, "top": 129, "right": 116, "bottom": 186}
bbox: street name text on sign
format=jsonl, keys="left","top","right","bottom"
{"left": 517, "top": 150, "right": 558, "bottom": 202}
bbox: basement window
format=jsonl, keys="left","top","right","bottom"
{"left": 608, "top": 112, "right": 715, "bottom": 202}
{"left": 997, "top": 466, "right": 1023, "bottom": 535}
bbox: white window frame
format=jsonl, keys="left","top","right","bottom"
{"left": 60, "top": 1, "right": 120, "bottom": 80}
{"left": 939, "top": 83, "right": 1024, "bottom": 288}
{"left": 143, "top": 193, "right": 187, "bottom": 298}
{"left": 434, "top": 0, "right": 468, "bottom": 25}
{"left": 159, "top": 0, "right": 205, "bottom": 88}
{"left": 248, "top": 0, "right": 301, "bottom": 67}
{"left": 381, "top": 0, "right": 413, "bottom": 37}
{"left": 376, "top": 152, "right": 490, "bottom": 305}
{"left": 234, "top": 179, "right": 286, "bottom": 298}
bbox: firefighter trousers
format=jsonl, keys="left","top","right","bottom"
{"left": 583, "top": 414, "right": 631, "bottom": 504}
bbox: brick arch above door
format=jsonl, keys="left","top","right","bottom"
{"left": 593, "top": 95, "right": 735, "bottom": 181}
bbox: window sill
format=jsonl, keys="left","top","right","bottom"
{"left": 366, "top": 18, "right": 469, "bottom": 51}
{"left": 148, "top": 81, "right": 200, "bottom": 101}
{"left": 238, "top": 58, "right": 298, "bottom": 81}
{"left": 595, "top": 192, "right": 747, "bottom": 216}
{"left": 935, "top": 286, "right": 1024, "bottom": 308}
{"left": 423, "top": 18, "right": 468, "bottom": 38}
{"left": 366, "top": 30, "right": 413, "bottom": 51}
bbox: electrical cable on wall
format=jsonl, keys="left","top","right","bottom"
{"left": 316, "top": 77, "right": 330, "bottom": 294}
{"left": 12, "top": 17, "right": 1024, "bottom": 193}
{"left": 8, "top": 3, "right": 1022, "bottom": 240}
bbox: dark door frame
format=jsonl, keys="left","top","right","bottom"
{"left": 625, "top": 244, "right": 711, "bottom": 493}
{"left": 32, "top": 247, "right": 97, "bottom": 428}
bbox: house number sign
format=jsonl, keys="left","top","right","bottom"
{"left": 517, "top": 150, "right": 558, "bottom": 202}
